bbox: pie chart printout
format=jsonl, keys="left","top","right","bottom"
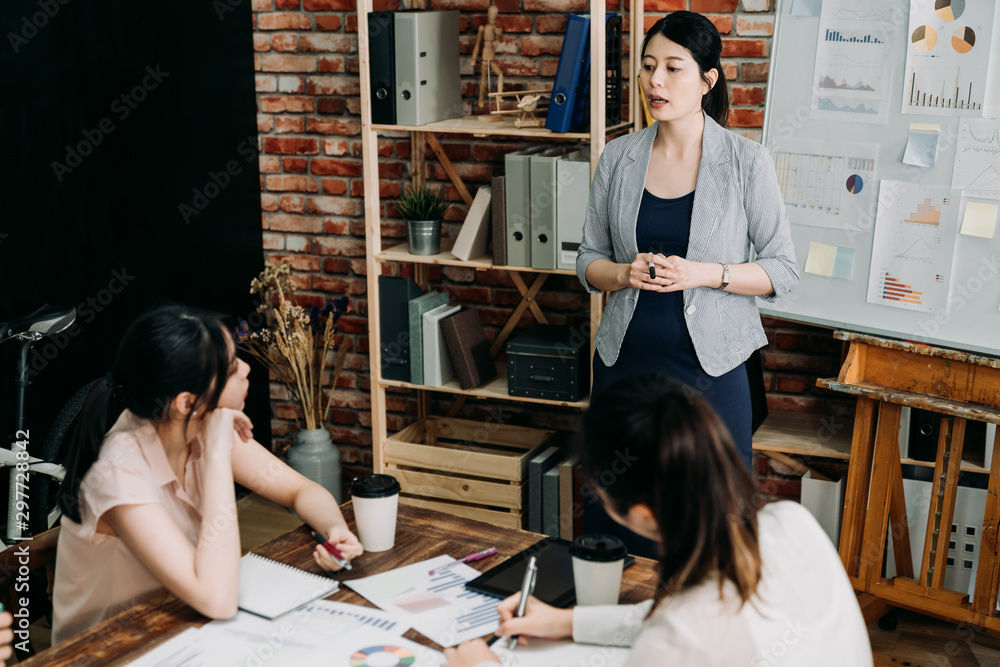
{"left": 935, "top": 0, "right": 965, "bottom": 22}
{"left": 847, "top": 174, "right": 864, "bottom": 194}
{"left": 912, "top": 25, "right": 937, "bottom": 52}
{"left": 952, "top": 26, "right": 975, "bottom": 54}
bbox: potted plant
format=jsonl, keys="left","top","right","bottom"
{"left": 234, "top": 260, "right": 350, "bottom": 499}
{"left": 397, "top": 185, "right": 452, "bottom": 256}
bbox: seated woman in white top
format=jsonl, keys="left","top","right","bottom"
{"left": 443, "top": 373, "right": 873, "bottom": 667}
{"left": 52, "top": 303, "right": 362, "bottom": 643}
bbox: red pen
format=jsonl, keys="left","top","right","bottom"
{"left": 312, "top": 530, "right": 353, "bottom": 570}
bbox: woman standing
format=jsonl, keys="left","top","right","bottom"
{"left": 52, "top": 303, "right": 362, "bottom": 643}
{"left": 442, "top": 375, "right": 872, "bottom": 667}
{"left": 577, "top": 11, "right": 799, "bottom": 470}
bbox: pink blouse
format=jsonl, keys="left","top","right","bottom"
{"left": 52, "top": 410, "right": 209, "bottom": 644}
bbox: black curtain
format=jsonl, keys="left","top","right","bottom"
{"left": 0, "top": 0, "right": 271, "bottom": 470}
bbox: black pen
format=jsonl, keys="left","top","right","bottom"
{"left": 648, "top": 260, "right": 656, "bottom": 280}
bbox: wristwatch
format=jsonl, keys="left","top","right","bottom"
{"left": 719, "top": 264, "right": 730, "bottom": 290}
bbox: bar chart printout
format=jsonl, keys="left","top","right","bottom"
{"left": 867, "top": 181, "right": 958, "bottom": 313}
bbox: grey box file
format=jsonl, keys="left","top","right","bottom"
{"left": 408, "top": 290, "right": 449, "bottom": 385}
{"left": 393, "top": 11, "right": 462, "bottom": 126}
{"left": 504, "top": 145, "right": 548, "bottom": 268}
{"left": 556, "top": 150, "right": 591, "bottom": 272}
{"left": 529, "top": 146, "right": 571, "bottom": 271}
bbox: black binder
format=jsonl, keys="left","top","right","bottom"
{"left": 368, "top": 11, "right": 396, "bottom": 125}
{"left": 378, "top": 275, "right": 422, "bottom": 381}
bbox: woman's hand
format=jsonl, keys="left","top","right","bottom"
{"left": 442, "top": 639, "right": 500, "bottom": 666}
{"left": 202, "top": 408, "right": 253, "bottom": 458}
{"left": 496, "top": 593, "right": 573, "bottom": 644}
{"left": 631, "top": 254, "right": 722, "bottom": 292}
{"left": 0, "top": 611, "right": 13, "bottom": 667}
{"left": 312, "top": 524, "right": 364, "bottom": 572}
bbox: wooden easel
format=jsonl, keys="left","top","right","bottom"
{"left": 820, "top": 331, "right": 1000, "bottom": 665}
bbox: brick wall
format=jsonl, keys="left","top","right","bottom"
{"left": 251, "top": 0, "right": 850, "bottom": 493}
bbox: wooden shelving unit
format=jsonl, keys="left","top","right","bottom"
{"left": 358, "top": 0, "right": 643, "bottom": 500}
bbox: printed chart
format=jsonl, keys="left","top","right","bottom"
{"left": 953, "top": 118, "right": 1000, "bottom": 199}
{"left": 346, "top": 555, "right": 500, "bottom": 647}
{"left": 811, "top": 0, "right": 901, "bottom": 125}
{"left": 770, "top": 138, "right": 877, "bottom": 230}
{"left": 867, "top": 181, "right": 959, "bottom": 313}
{"left": 902, "top": 0, "right": 996, "bottom": 116}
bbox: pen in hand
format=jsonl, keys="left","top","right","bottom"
{"left": 311, "top": 530, "right": 352, "bottom": 570}
{"left": 507, "top": 555, "right": 538, "bottom": 652}
{"left": 647, "top": 260, "right": 656, "bottom": 280}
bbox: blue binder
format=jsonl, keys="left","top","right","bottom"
{"left": 545, "top": 13, "right": 617, "bottom": 134}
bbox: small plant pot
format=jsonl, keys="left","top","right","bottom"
{"left": 407, "top": 219, "right": 443, "bottom": 256}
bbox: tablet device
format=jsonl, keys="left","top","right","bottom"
{"left": 464, "top": 537, "right": 635, "bottom": 608}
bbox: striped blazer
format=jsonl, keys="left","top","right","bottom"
{"left": 576, "top": 113, "right": 799, "bottom": 377}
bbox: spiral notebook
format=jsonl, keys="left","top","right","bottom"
{"left": 238, "top": 552, "right": 340, "bottom": 619}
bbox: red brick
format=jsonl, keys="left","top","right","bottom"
{"left": 321, "top": 178, "right": 349, "bottom": 194}
{"left": 260, "top": 194, "right": 279, "bottom": 212}
{"left": 322, "top": 139, "right": 349, "bottom": 155}
{"left": 690, "top": 0, "right": 738, "bottom": 11}
{"left": 275, "top": 75, "right": 303, "bottom": 93}
{"left": 259, "top": 156, "right": 280, "bottom": 173}
{"left": 257, "top": 13, "right": 312, "bottom": 30}
{"left": 257, "top": 114, "right": 273, "bottom": 132}
{"left": 431, "top": 0, "right": 489, "bottom": 8}
{"left": 262, "top": 137, "right": 318, "bottom": 154}
{"left": 727, "top": 108, "right": 764, "bottom": 128}
{"left": 276, "top": 0, "right": 299, "bottom": 6}
{"left": 372, "top": 0, "right": 400, "bottom": 9}
{"left": 261, "top": 54, "right": 317, "bottom": 72}
{"left": 307, "top": 117, "right": 361, "bottom": 135}
{"left": 301, "top": 34, "right": 356, "bottom": 53}
{"left": 742, "top": 62, "right": 769, "bottom": 83}
{"left": 519, "top": 35, "right": 564, "bottom": 57}
{"left": 315, "top": 14, "right": 342, "bottom": 31}
{"left": 268, "top": 215, "right": 324, "bottom": 233}
{"left": 721, "top": 39, "right": 768, "bottom": 58}
{"left": 731, "top": 86, "right": 766, "bottom": 106}
{"left": 305, "top": 76, "right": 359, "bottom": 96}
{"left": 303, "top": 0, "right": 354, "bottom": 9}
{"left": 709, "top": 16, "right": 732, "bottom": 35}
{"left": 253, "top": 34, "right": 271, "bottom": 52}
{"left": 255, "top": 75, "right": 277, "bottom": 92}
{"left": 775, "top": 376, "right": 809, "bottom": 394}
{"left": 262, "top": 232, "right": 283, "bottom": 249}
{"left": 324, "top": 218, "right": 351, "bottom": 235}
{"left": 283, "top": 157, "right": 308, "bottom": 172}
{"left": 265, "top": 175, "right": 319, "bottom": 192}
{"left": 308, "top": 196, "right": 364, "bottom": 216}
{"left": 314, "top": 235, "right": 368, "bottom": 256}
{"left": 279, "top": 194, "right": 306, "bottom": 213}
{"left": 260, "top": 96, "right": 314, "bottom": 113}
{"left": 345, "top": 15, "right": 358, "bottom": 32}
{"left": 311, "top": 158, "right": 362, "bottom": 176}
{"left": 324, "top": 258, "right": 351, "bottom": 273}
{"left": 540, "top": 58, "right": 560, "bottom": 77}
{"left": 642, "top": 0, "right": 684, "bottom": 9}
{"left": 721, "top": 62, "right": 737, "bottom": 81}
{"left": 763, "top": 352, "right": 835, "bottom": 375}
{"left": 765, "top": 395, "right": 827, "bottom": 414}
{"left": 773, "top": 331, "right": 808, "bottom": 350}
{"left": 252, "top": 0, "right": 271, "bottom": 10}
{"left": 500, "top": 57, "right": 538, "bottom": 77}
{"left": 523, "top": 0, "right": 583, "bottom": 9}
{"left": 495, "top": 16, "right": 532, "bottom": 33}
{"left": 494, "top": 0, "right": 518, "bottom": 11}
{"left": 737, "top": 17, "right": 774, "bottom": 37}
{"left": 537, "top": 15, "right": 567, "bottom": 33}
{"left": 274, "top": 115, "right": 305, "bottom": 133}
{"left": 285, "top": 235, "right": 311, "bottom": 252}
{"left": 319, "top": 56, "right": 346, "bottom": 73}
{"left": 271, "top": 33, "right": 298, "bottom": 52}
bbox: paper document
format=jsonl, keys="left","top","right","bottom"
{"left": 346, "top": 555, "right": 501, "bottom": 647}
{"left": 491, "top": 637, "right": 631, "bottom": 667}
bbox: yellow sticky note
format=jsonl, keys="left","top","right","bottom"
{"left": 961, "top": 201, "right": 999, "bottom": 239}
{"left": 804, "top": 242, "right": 838, "bottom": 277}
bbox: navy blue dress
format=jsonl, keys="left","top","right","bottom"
{"left": 585, "top": 189, "right": 753, "bottom": 556}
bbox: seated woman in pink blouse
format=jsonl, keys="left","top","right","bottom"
{"left": 52, "top": 303, "right": 362, "bottom": 643}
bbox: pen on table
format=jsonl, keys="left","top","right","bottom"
{"left": 648, "top": 260, "right": 656, "bottom": 280}
{"left": 507, "top": 555, "right": 538, "bottom": 652}
{"left": 311, "top": 530, "right": 352, "bottom": 570}
{"left": 428, "top": 547, "right": 497, "bottom": 575}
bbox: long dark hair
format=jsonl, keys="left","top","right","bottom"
{"left": 642, "top": 11, "right": 729, "bottom": 127}
{"left": 57, "top": 303, "right": 233, "bottom": 522}
{"left": 580, "top": 374, "right": 761, "bottom": 606}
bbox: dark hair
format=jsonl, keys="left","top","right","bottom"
{"left": 58, "top": 302, "right": 233, "bottom": 522}
{"left": 641, "top": 11, "right": 729, "bottom": 127}
{"left": 579, "top": 374, "right": 761, "bottom": 607}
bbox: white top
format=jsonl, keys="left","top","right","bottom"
{"left": 475, "top": 501, "right": 872, "bottom": 666}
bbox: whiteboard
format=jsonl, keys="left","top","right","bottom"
{"left": 759, "top": 0, "right": 1000, "bottom": 356}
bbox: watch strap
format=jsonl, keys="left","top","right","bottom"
{"left": 719, "top": 264, "right": 730, "bottom": 290}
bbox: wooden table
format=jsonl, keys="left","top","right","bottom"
{"left": 25, "top": 503, "right": 660, "bottom": 666}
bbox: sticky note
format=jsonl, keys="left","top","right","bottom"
{"left": 791, "top": 0, "right": 822, "bottom": 17}
{"left": 831, "top": 246, "right": 855, "bottom": 280}
{"left": 961, "top": 201, "right": 999, "bottom": 239}
{"left": 903, "top": 123, "right": 940, "bottom": 168}
{"left": 804, "top": 242, "right": 838, "bottom": 277}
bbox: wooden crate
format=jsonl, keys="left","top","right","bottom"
{"left": 384, "top": 416, "right": 554, "bottom": 529}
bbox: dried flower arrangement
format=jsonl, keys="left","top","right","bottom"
{"left": 235, "top": 261, "right": 349, "bottom": 431}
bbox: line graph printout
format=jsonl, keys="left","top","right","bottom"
{"left": 770, "top": 138, "right": 877, "bottom": 230}
{"left": 902, "top": 0, "right": 997, "bottom": 116}
{"left": 953, "top": 118, "right": 1000, "bottom": 199}
{"left": 811, "top": 0, "right": 901, "bottom": 125}
{"left": 867, "top": 181, "right": 959, "bottom": 313}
